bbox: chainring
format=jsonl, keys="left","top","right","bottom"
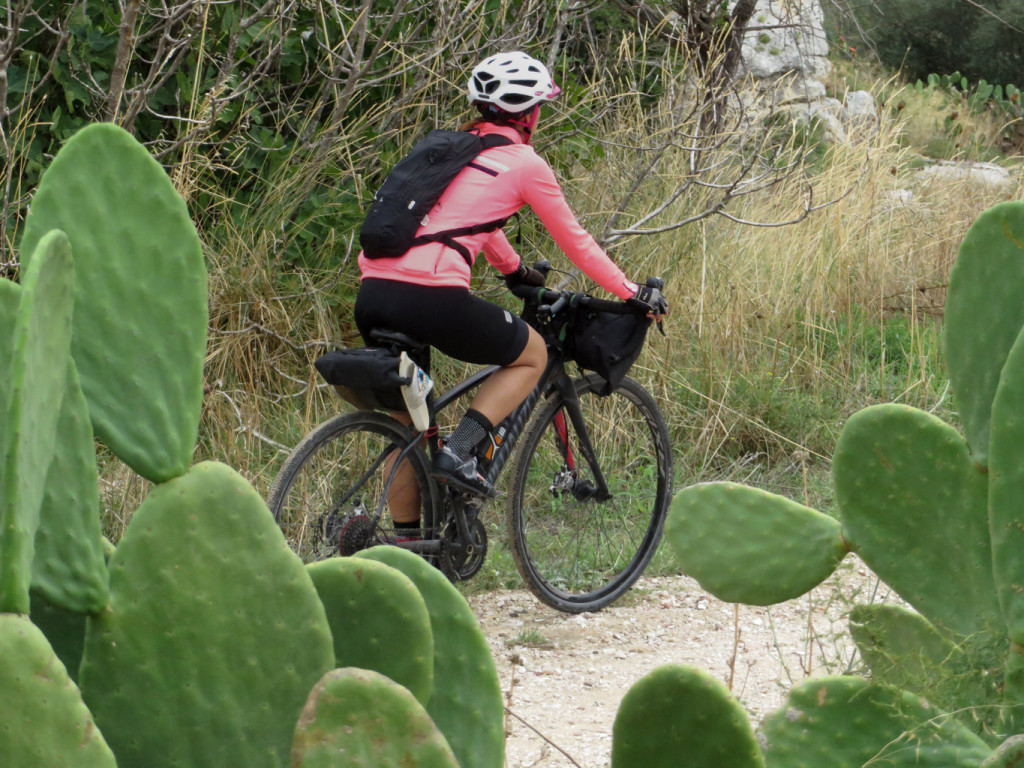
{"left": 439, "top": 514, "right": 487, "bottom": 582}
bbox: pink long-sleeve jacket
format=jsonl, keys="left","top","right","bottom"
{"left": 358, "top": 123, "right": 638, "bottom": 301}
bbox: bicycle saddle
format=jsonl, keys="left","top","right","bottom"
{"left": 368, "top": 329, "right": 427, "bottom": 354}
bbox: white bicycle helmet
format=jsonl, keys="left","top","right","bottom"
{"left": 468, "top": 52, "right": 561, "bottom": 114}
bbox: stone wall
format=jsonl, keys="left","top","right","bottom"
{"left": 735, "top": 0, "right": 876, "bottom": 143}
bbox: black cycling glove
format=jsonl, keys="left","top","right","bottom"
{"left": 628, "top": 283, "right": 669, "bottom": 316}
{"left": 503, "top": 262, "right": 546, "bottom": 288}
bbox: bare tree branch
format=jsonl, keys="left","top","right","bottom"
{"left": 106, "top": 0, "right": 143, "bottom": 121}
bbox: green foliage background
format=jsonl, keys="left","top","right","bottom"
{"left": 834, "top": 0, "right": 1024, "bottom": 86}
{"left": 3, "top": 1, "right": 670, "bottom": 275}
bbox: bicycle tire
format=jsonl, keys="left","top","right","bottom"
{"left": 267, "top": 412, "right": 437, "bottom": 563}
{"left": 507, "top": 375, "right": 672, "bottom": 612}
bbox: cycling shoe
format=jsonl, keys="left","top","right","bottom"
{"left": 432, "top": 447, "right": 495, "bottom": 498}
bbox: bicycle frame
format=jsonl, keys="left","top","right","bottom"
{"left": 367, "top": 346, "right": 612, "bottom": 562}
{"left": 424, "top": 347, "right": 612, "bottom": 491}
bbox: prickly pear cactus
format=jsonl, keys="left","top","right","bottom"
{"left": 0, "top": 279, "right": 19, "bottom": 491}
{"left": 79, "top": 461, "right": 335, "bottom": 768}
{"left": 356, "top": 546, "right": 504, "bottom": 768}
{"left": 980, "top": 735, "right": 1024, "bottom": 767}
{"left": 611, "top": 664, "right": 764, "bottom": 768}
{"left": 989, "top": 315, "right": 1024, "bottom": 700}
{"left": 30, "top": 539, "right": 115, "bottom": 684}
{"left": 1, "top": 231, "right": 75, "bottom": 615}
{"left": 308, "top": 557, "right": 434, "bottom": 705}
{"left": 19, "top": 122, "right": 207, "bottom": 483}
{"left": 31, "top": 358, "right": 109, "bottom": 615}
{"left": 833, "top": 404, "right": 999, "bottom": 638}
{"left": 847, "top": 603, "right": 995, "bottom": 713}
{"left": 666, "top": 482, "right": 847, "bottom": 605}
{"left": 945, "top": 200, "right": 1024, "bottom": 466}
{"left": 0, "top": 614, "right": 117, "bottom": 767}
{"left": 662, "top": 200, "right": 1024, "bottom": 750}
{"left": 291, "top": 668, "right": 459, "bottom": 768}
{"left": 760, "top": 676, "right": 992, "bottom": 767}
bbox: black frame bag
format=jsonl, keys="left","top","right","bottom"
{"left": 569, "top": 306, "right": 652, "bottom": 396}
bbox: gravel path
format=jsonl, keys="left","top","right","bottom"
{"left": 467, "top": 557, "right": 888, "bottom": 768}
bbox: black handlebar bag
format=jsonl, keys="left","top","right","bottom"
{"left": 569, "top": 306, "right": 652, "bottom": 396}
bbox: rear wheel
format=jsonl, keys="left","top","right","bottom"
{"left": 507, "top": 376, "right": 672, "bottom": 612}
{"left": 267, "top": 412, "right": 436, "bottom": 563}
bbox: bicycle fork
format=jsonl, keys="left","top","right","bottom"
{"left": 550, "top": 378, "right": 613, "bottom": 502}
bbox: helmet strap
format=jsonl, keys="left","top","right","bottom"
{"left": 508, "top": 106, "right": 540, "bottom": 143}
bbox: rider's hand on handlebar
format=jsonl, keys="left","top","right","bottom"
{"left": 503, "top": 262, "right": 546, "bottom": 289}
{"left": 628, "top": 282, "right": 669, "bottom": 320}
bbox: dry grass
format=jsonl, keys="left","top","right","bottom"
{"left": 96, "top": 48, "right": 1024, "bottom": 535}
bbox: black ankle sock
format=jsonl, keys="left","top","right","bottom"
{"left": 447, "top": 409, "right": 493, "bottom": 460}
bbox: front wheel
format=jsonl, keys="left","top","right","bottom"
{"left": 267, "top": 412, "right": 437, "bottom": 563}
{"left": 507, "top": 375, "right": 672, "bottom": 612}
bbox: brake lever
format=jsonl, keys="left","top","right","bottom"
{"left": 536, "top": 294, "right": 568, "bottom": 320}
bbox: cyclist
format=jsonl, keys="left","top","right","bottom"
{"left": 354, "top": 51, "right": 668, "bottom": 522}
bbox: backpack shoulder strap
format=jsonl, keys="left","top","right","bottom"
{"left": 479, "top": 134, "right": 514, "bottom": 150}
{"left": 411, "top": 133, "right": 516, "bottom": 266}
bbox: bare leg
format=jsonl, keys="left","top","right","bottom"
{"left": 384, "top": 411, "right": 421, "bottom": 525}
{"left": 467, "top": 326, "right": 546, "bottom": 425}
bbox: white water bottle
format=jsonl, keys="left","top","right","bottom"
{"left": 399, "top": 351, "right": 433, "bottom": 432}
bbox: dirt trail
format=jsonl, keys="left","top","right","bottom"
{"left": 468, "top": 558, "right": 886, "bottom": 768}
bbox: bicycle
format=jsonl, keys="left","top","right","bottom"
{"left": 267, "top": 263, "right": 673, "bottom": 612}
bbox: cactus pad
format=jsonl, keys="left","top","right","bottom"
{"left": 0, "top": 614, "right": 117, "bottom": 767}
{"left": 980, "top": 736, "right": 1024, "bottom": 767}
{"left": 308, "top": 557, "right": 434, "bottom": 705}
{"left": 20, "top": 122, "right": 207, "bottom": 483}
{"left": 665, "top": 482, "right": 847, "bottom": 605}
{"left": 356, "top": 546, "right": 504, "bottom": 768}
{"left": 834, "top": 403, "right": 999, "bottom": 638}
{"left": 611, "top": 664, "right": 764, "bottom": 768}
{"left": 988, "top": 325, "right": 1024, "bottom": 651}
{"left": 1, "top": 231, "right": 75, "bottom": 614}
{"left": 79, "top": 461, "right": 334, "bottom": 768}
{"left": 848, "top": 603, "right": 998, "bottom": 716}
{"left": 944, "top": 200, "right": 1024, "bottom": 465}
{"left": 760, "top": 676, "right": 991, "bottom": 767}
{"left": 29, "top": 588, "right": 89, "bottom": 684}
{"left": 31, "top": 358, "right": 109, "bottom": 614}
{"left": 290, "top": 667, "right": 459, "bottom": 768}
{"left": 0, "top": 278, "right": 19, "bottom": 495}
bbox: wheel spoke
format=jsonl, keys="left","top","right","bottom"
{"left": 267, "top": 413, "right": 434, "bottom": 564}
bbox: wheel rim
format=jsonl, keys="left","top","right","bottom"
{"left": 514, "top": 384, "right": 668, "bottom": 604}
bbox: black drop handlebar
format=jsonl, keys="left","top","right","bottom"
{"left": 508, "top": 260, "right": 664, "bottom": 319}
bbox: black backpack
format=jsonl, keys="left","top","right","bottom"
{"left": 359, "top": 130, "right": 514, "bottom": 265}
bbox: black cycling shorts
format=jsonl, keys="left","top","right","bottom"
{"left": 354, "top": 278, "right": 530, "bottom": 368}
